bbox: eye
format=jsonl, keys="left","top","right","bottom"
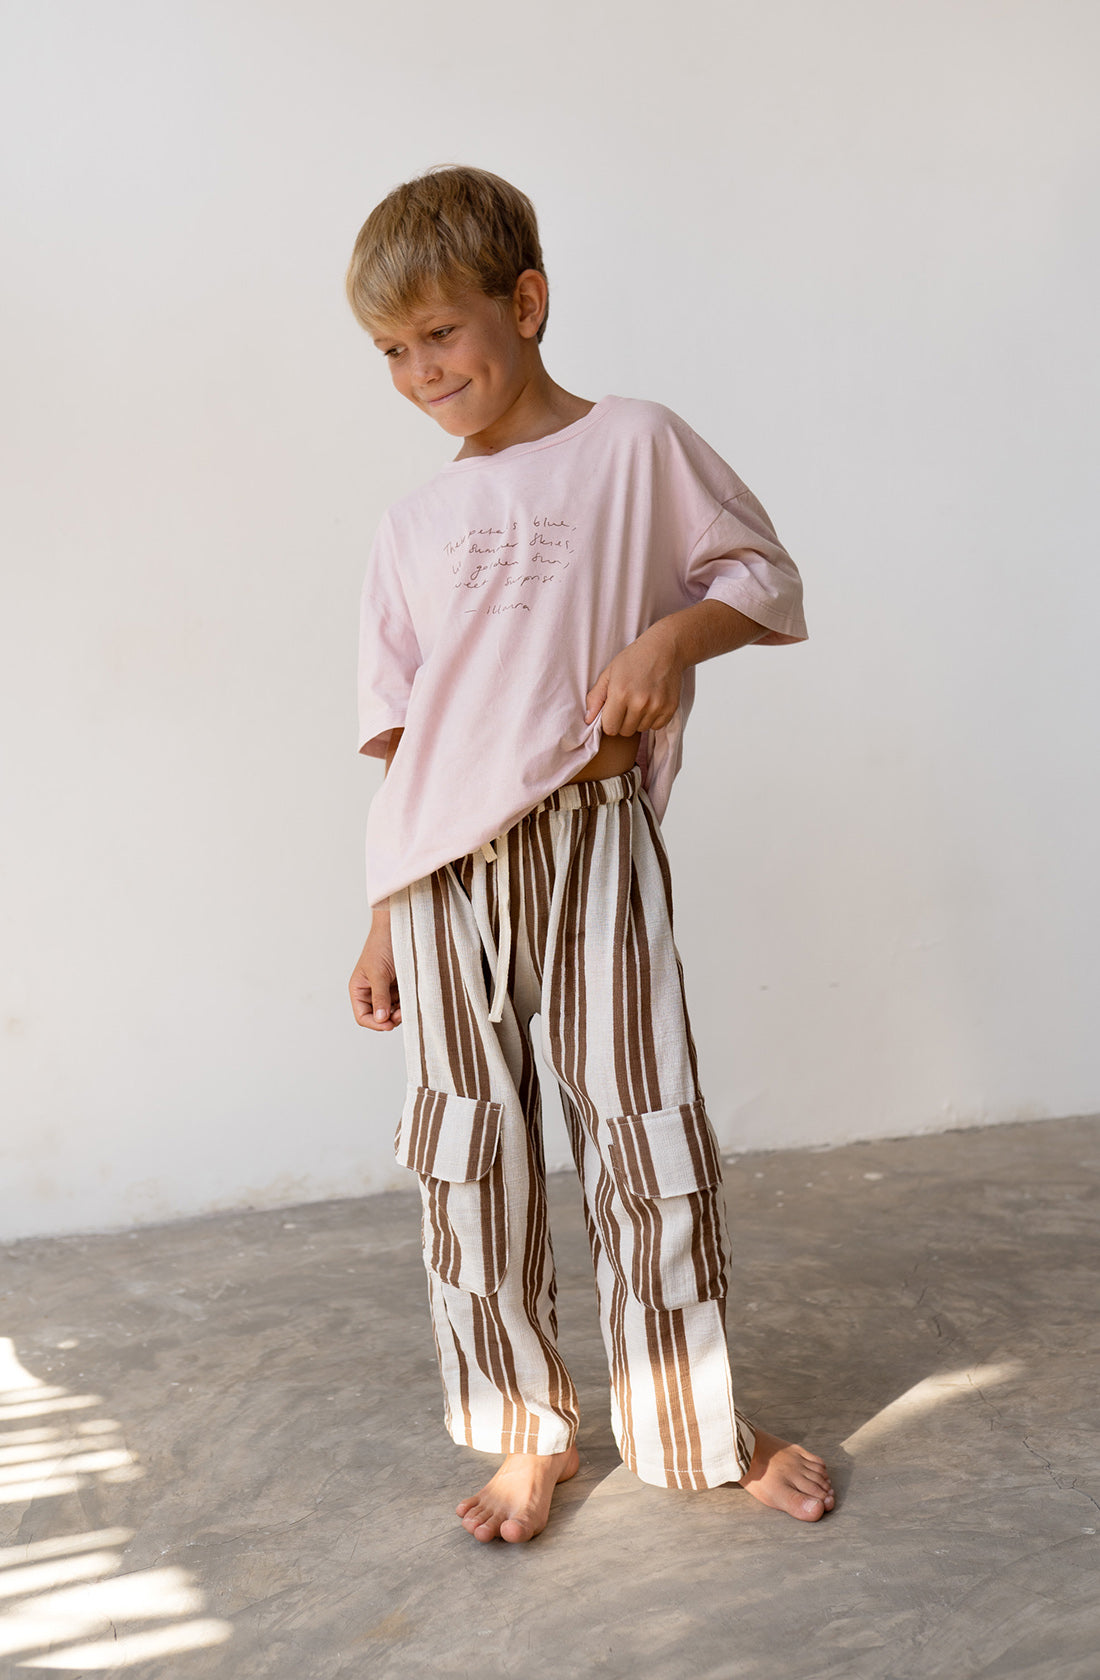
{"left": 432, "top": 326, "right": 454, "bottom": 340}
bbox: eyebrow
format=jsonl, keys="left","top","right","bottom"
{"left": 370, "top": 305, "right": 462, "bottom": 347}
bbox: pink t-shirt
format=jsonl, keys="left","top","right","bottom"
{"left": 358, "top": 394, "right": 807, "bottom": 906}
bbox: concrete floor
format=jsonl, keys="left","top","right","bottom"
{"left": 0, "top": 1117, "right": 1098, "bottom": 1680}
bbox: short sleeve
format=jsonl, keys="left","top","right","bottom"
{"left": 684, "top": 487, "right": 808, "bottom": 646}
{"left": 357, "top": 514, "right": 421, "bottom": 758}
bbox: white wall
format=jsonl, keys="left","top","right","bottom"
{"left": 2, "top": 0, "right": 1097, "bottom": 1240}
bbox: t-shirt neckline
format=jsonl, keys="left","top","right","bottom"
{"left": 437, "top": 394, "right": 618, "bottom": 473}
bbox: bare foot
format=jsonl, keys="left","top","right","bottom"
{"left": 738, "top": 1427, "right": 835, "bottom": 1521}
{"left": 456, "top": 1445, "right": 580, "bottom": 1543}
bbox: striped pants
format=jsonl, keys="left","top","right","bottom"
{"left": 388, "top": 767, "right": 755, "bottom": 1489}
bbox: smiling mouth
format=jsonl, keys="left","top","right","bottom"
{"left": 426, "top": 383, "right": 469, "bottom": 405}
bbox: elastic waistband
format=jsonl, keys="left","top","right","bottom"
{"left": 528, "top": 764, "right": 643, "bottom": 819}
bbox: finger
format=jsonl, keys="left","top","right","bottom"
{"left": 600, "top": 688, "right": 628, "bottom": 736}
{"left": 369, "top": 979, "right": 392, "bottom": 1024}
{"left": 584, "top": 671, "right": 610, "bottom": 724}
{"left": 353, "top": 994, "right": 379, "bottom": 1028}
{"left": 350, "top": 969, "right": 394, "bottom": 1031}
{"left": 349, "top": 975, "right": 374, "bottom": 1027}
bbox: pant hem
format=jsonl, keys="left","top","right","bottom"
{"left": 630, "top": 1453, "right": 751, "bottom": 1490}
{"left": 448, "top": 1422, "right": 577, "bottom": 1458}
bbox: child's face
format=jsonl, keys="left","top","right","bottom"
{"left": 369, "top": 277, "right": 540, "bottom": 441}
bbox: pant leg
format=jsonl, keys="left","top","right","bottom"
{"left": 536, "top": 774, "right": 756, "bottom": 1488}
{"left": 389, "top": 860, "right": 579, "bottom": 1456}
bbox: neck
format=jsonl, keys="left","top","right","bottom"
{"left": 454, "top": 376, "right": 595, "bottom": 460}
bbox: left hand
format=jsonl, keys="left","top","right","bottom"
{"left": 584, "top": 626, "right": 684, "bottom": 736}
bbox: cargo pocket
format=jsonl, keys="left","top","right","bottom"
{"left": 604, "top": 1099, "right": 727, "bottom": 1310}
{"left": 394, "top": 1084, "right": 508, "bottom": 1297}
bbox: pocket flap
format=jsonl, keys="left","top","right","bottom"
{"left": 606, "top": 1099, "right": 721, "bottom": 1198}
{"left": 395, "top": 1084, "right": 504, "bottom": 1182}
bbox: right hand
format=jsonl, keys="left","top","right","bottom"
{"left": 349, "top": 910, "right": 402, "bottom": 1031}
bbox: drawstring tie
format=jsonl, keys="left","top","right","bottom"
{"left": 469, "top": 830, "right": 524, "bottom": 1024}
{"left": 464, "top": 771, "right": 637, "bottom": 1025}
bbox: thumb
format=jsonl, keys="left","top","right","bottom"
{"left": 585, "top": 669, "right": 610, "bottom": 725}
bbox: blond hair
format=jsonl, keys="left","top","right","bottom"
{"left": 345, "top": 164, "right": 549, "bottom": 343}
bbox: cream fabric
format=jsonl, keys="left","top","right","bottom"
{"left": 389, "top": 769, "right": 755, "bottom": 1490}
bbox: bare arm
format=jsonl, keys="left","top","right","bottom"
{"left": 349, "top": 727, "right": 405, "bottom": 1031}
{"left": 585, "top": 600, "right": 768, "bottom": 736}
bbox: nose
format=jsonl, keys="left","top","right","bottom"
{"left": 408, "top": 348, "right": 442, "bottom": 388}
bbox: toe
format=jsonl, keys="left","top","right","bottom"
{"left": 499, "top": 1516, "right": 533, "bottom": 1543}
{"left": 797, "top": 1493, "right": 826, "bottom": 1521}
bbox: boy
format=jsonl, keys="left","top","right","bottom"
{"left": 347, "top": 165, "right": 833, "bottom": 1543}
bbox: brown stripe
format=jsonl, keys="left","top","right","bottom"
{"left": 463, "top": 1101, "right": 489, "bottom": 1180}
{"left": 440, "top": 876, "right": 480, "bottom": 1097}
{"left": 428, "top": 1179, "right": 460, "bottom": 1282}
{"left": 565, "top": 809, "right": 600, "bottom": 1120}
{"left": 414, "top": 1086, "right": 446, "bottom": 1176}
{"left": 445, "top": 1302, "right": 473, "bottom": 1442}
{"left": 628, "top": 865, "right": 663, "bottom": 1112}
{"left": 436, "top": 862, "right": 494, "bottom": 1099}
{"left": 610, "top": 799, "right": 634, "bottom": 1117}
{"left": 688, "top": 1192, "right": 713, "bottom": 1300}
{"left": 663, "top": 1308, "right": 694, "bottom": 1485}
{"left": 485, "top": 1289, "right": 541, "bottom": 1452}
{"left": 518, "top": 1039, "right": 547, "bottom": 1374}
{"left": 735, "top": 1411, "right": 754, "bottom": 1473}
{"left": 409, "top": 1085, "right": 430, "bottom": 1172}
{"left": 655, "top": 1309, "right": 690, "bottom": 1487}
{"left": 682, "top": 1104, "right": 726, "bottom": 1297}
{"left": 423, "top": 1179, "right": 442, "bottom": 1273}
{"left": 530, "top": 811, "right": 554, "bottom": 990}
{"left": 634, "top": 1190, "right": 664, "bottom": 1311}
{"left": 669, "top": 1308, "right": 707, "bottom": 1489}
{"left": 489, "top": 1158, "right": 508, "bottom": 1292}
{"left": 406, "top": 893, "right": 429, "bottom": 1090}
{"left": 517, "top": 1036, "right": 580, "bottom": 1437}
{"left": 622, "top": 866, "right": 648, "bottom": 1116}
{"left": 644, "top": 1308, "right": 677, "bottom": 1482}
{"left": 468, "top": 1293, "right": 492, "bottom": 1398}
{"left": 430, "top": 874, "right": 466, "bottom": 1094}
{"left": 546, "top": 810, "right": 581, "bottom": 1114}
{"left": 621, "top": 1121, "right": 660, "bottom": 1200}
{"left": 474, "top": 1292, "right": 518, "bottom": 1449}
{"left": 504, "top": 826, "right": 519, "bottom": 999}
{"left": 608, "top": 1271, "right": 635, "bottom": 1469}
{"left": 680, "top": 1101, "right": 709, "bottom": 1185}
{"left": 549, "top": 811, "right": 580, "bottom": 1114}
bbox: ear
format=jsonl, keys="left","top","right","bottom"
{"left": 513, "top": 269, "right": 548, "bottom": 340}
